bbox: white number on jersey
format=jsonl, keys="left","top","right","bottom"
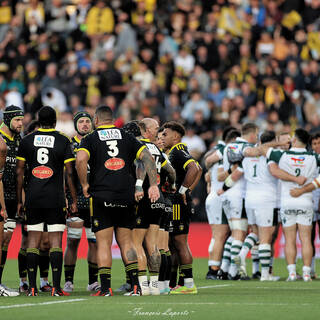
{"left": 106, "top": 140, "right": 119, "bottom": 157}
{"left": 37, "top": 148, "right": 49, "bottom": 164}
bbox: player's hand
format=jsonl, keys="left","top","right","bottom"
{"left": 82, "top": 183, "right": 90, "bottom": 198}
{"left": 290, "top": 188, "right": 303, "bottom": 198}
{"left": 217, "top": 189, "right": 224, "bottom": 196}
{"left": 135, "top": 186, "right": 144, "bottom": 202}
{"left": 0, "top": 208, "right": 7, "bottom": 222}
{"left": 295, "top": 176, "right": 307, "bottom": 186}
{"left": 148, "top": 185, "right": 160, "bottom": 203}
{"left": 180, "top": 192, "right": 187, "bottom": 205}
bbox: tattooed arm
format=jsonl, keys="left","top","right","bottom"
{"left": 162, "top": 161, "right": 176, "bottom": 187}
{"left": 139, "top": 148, "right": 160, "bottom": 203}
{"left": 135, "top": 160, "right": 146, "bottom": 202}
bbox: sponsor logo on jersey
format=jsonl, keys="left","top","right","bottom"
{"left": 32, "top": 165, "right": 53, "bottom": 179}
{"left": 34, "top": 135, "right": 55, "bottom": 148}
{"left": 291, "top": 157, "right": 305, "bottom": 165}
{"left": 104, "top": 157, "right": 125, "bottom": 171}
{"left": 98, "top": 129, "right": 122, "bottom": 141}
{"left": 151, "top": 203, "right": 165, "bottom": 209}
{"left": 93, "top": 219, "right": 99, "bottom": 227}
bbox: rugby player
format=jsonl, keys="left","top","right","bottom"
{"left": 133, "top": 119, "right": 176, "bottom": 295}
{"left": 204, "top": 127, "right": 237, "bottom": 280}
{"left": 16, "top": 106, "right": 78, "bottom": 296}
{"left": 64, "top": 112, "right": 99, "bottom": 293}
{"left": 162, "top": 121, "right": 202, "bottom": 294}
{"left": 0, "top": 105, "right": 24, "bottom": 294}
{"left": 76, "top": 106, "right": 160, "bottom": 296}
{"left": 19, "top": 120, "right": 52, "bottom": 293}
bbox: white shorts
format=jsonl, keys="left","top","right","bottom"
{"left": 280, "top": 208, "right": 314, "bottom": 227}
{"left": 221, "top": 196, "right": 246, "bottom": 220}
{"left": 206, "top": 192, "right": 225, "bottom": 225}
{"left": 246, "top": 208, "right": 256, "bottom": 226}
{"left": 255, "top": 207, "right": 278, "bottom": 227}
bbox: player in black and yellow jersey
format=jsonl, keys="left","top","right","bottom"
{"left": 0, "top": 134, "right": 18, "bottom": 297}
{"left": 63, "top": 111, "right": 99, "bottom": 293}
{"left": 0, "top": 105, "right": 24, "bottom": 294}
{"left": 162, "top": 121, "right": 202, "bottom": 294}
{"left": 76, "top": 106, "right": 160, "bottom": 297}
{"left": 133, "top": 118, "right": 176, "bottom": 296}
{"left": 16, "top": 106, "right": 78, "bottom": 296}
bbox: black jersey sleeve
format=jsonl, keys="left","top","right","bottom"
{"left": 170, "top": 148, "right": 195, "bottom": 171}
{"left": 17, "top": 138, "right": 28, "bottom": 162}
{"left": 78, "top": 134, "right": 92, "bottom": 159}
{"left": 63, "top": 138, "right": 76, "bottom": 164}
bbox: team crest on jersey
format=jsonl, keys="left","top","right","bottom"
{"left": 136, "top": 217, "right": 141, "bottom": 225}
{"left": 93, "top": 219, "right": 99, "bottom": 227}
{"left": 32, "top": 166, "right": 53, "bottom": 179}
{"left": 179, "top": 224, "right": 184, "bottom": 231}
{"left": 34, "top": 135, "right": 55, "bottom": 148}
{"left": 291, "top": 156, "right": 305, "bottom": 165}
{"left": 98, "top": 129, "right": 122, "bottom": 141}
{"left": 104, "top": 157, "right": 125, "bottom": 171}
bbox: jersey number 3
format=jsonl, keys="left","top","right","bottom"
{"left": 37, "top": 148, "right": 49, "bottom": 164}
{"left": 106, "top": 140, "right": 119, "bottom": 157}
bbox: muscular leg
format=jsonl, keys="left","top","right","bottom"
{"left": 87, "top": 241, "right": 98, "bottom": 286}
{"left": 27, "top": 231, "right": 43, "bottom": 290}
{"left": 0, "top": 231, "right": 13, "bottom": 284}
{"left": 212, "top": 224, "right": 229, "bottom": 271}
{"left": 0, "top": 222, "right": 3, "bottom": 281}
{"left": 298, "top": 224, "right": 313, "bottom": 267}
{"left": 95, "top": 227, "right": 113, "bottom": 293}
{"left": 39, "top": 232, "right": 50, "bottom": 289}
{"left": 48, "top": 231, "right": 63, "bottom": 291}
{"left": 116, "top": 227, "right": 140, "bottom": 293}
{"left": 158, "top": 230, "right": 169, "bottom": 292}
{"left": 283, "top": 224, "right": 297, "bottom": 278}
{"left": 168, "top": 236, "right": 179, "bottom": 288}
{"left": 18, "top": 233, "right": 28, "bottom": 288}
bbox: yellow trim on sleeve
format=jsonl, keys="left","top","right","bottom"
{"left": 0, "top": 129, "right": 14, "bottom": 141}
{"left": 77, "top": 148, "right": 90, "bottom": 159}
{"left": 136, "top": 145, "right": 146, "bottom": 159}
{"left": 37, "top": 128, "right": 56, "bottom": 132}
{"left": 183, "top": 159, "right": 195, "bottom": 170}
{"left": 64, "top": 158, "right": 76, "bottom": 164}
{"left": 74, "top": 136, "right": 81, "bottom": 143}
{"left": 16, "top": 156, "right": 26, "bottom": 161}
{"left": 97, "top": 125, "right": 115, "bottom": 129}
{"left": 140, "top": 138, "right": 150, "bottom": 142}
{"left": 161, "top": 159, "right": 167, "bottom": 167}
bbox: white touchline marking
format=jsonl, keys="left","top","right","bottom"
{"left": 0, "top": 298, "right": 87, "bottom": 310}
{"left": 198, "top": 284, "right": 232, "bottom": 289}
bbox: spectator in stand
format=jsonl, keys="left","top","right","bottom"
{"left": 181, "top": 91, "right": 210, "bottom": 123}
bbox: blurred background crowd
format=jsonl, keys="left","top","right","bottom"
{"left": 0, "top": 0, "right": 320, "bottom": 220}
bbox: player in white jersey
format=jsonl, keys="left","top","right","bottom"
{"left": 217, "top": 123, "right": 259, "bottom": 280}
{"left": 204, "top": 128, "right": 240, "bottom": 279}
{"left": 267, "top": 129, "right": 318, "bottom": 281}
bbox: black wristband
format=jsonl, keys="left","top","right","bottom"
{"left": 222, "top": 183, "right": 231, "bottom": 192}
{"left": 227, "top": 168, "right": 232, "bottom": 175}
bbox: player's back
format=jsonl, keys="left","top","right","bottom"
{"left": 278, "top": 149, "right": 318, "bottom": 209}
{"left": 243, "top": 155, "right": 277, "bottom": 208}
{"left": 80, "top": 125, "right": 145, "bottom": 204}
{"left": 18, "top": 129, "right": 74, "bottom": 208}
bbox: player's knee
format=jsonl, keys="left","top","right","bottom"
{"left": 85, "top": 227, "right": 96, "bottom": 243}
{"left": 231, "top": 219, "right": 248, "bottom": 232}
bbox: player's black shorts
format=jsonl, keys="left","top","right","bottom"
{"left": 169, "top": 193, "right": 194, "bottom": 236}
{"left": 91, "top": 197, "right": 135, "bottom": 232}
{"left": 78, "top": 208, "right": 91, "bottom": 228}
{"left": 26, "top": 207, "right": 66, "bottom": 226}
{"left": 159, "top": 193, "right": 173, "bottom": 232}
{"left": 135, "top": 193, "right": 165, "bottom": 229}
{"left": 4, "top": 199, "right": 18, "bottom": 220}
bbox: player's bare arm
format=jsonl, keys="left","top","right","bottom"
{"left": 290, "top": 175, "right": 320, "bottom": 197}
{"left": 180, "top": 161, "right": 201, "bottom": 204}
{"left": 268, "top": 163, "right": 306, "bottom": 185}
{"left": 244, "top": 139, "right": 290, "bottom": 157}
{"left": 139, "top": 148, "right": 160, "bottom": 203}
{"left": 217, "top": 167, "right": 243, "bottom": 196}
{"left": 204, "top": 151, "right": 221, "bottom": 170}
{"left": 162, "top": 161, "right": 176, "bottom": 189}
{"left": 0, "top": 137, "right": 7, "bottom": 220}
{"left": 76, "top": 149, "right": 90, "bottom": 198}
{"left": 217, "top": 164, "right": 238, "bottom": 182}
{"left": 135, "top": 159, "right": 146, "bottom": 202}
{"left": 189, "top": 162, "right": 202, "bottom": 192}
{"left": 65, "top": 161, "right": 78, "bottom": 213}
{"left": 16, "top": 159, "right": 25, "bottom": 218}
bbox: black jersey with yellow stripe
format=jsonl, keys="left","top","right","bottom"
{"left": 168, "top": 142, "right": 195, "bottom": 188}
{"left": 66, "top": 136, "right": 90, "bottom": 209}
{"left": 0, "top": 127, "right": 21, "bottom": 201}
{"left": 16, "top": 128, "right": 75, "bottom": 208}
{"left": 79, "top": 125, "right": 145, "bottom": 204}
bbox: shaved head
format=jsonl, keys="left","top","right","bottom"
{"left": 140, "top": 118, "right": 159, "bottom": 142}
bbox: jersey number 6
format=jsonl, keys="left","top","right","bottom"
{"left": 37, "top": 148, "right": 49, "bottom": 164}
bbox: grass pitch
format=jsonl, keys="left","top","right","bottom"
{"left": 0, "top": 258, "right": 319, "bottom": 320}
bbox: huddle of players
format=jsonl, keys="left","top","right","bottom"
{"left": 0, "top": 103, "right": 202, "bottom": 297}
{"left": 205, "top": 123, "right": 320, "bottom": 282}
